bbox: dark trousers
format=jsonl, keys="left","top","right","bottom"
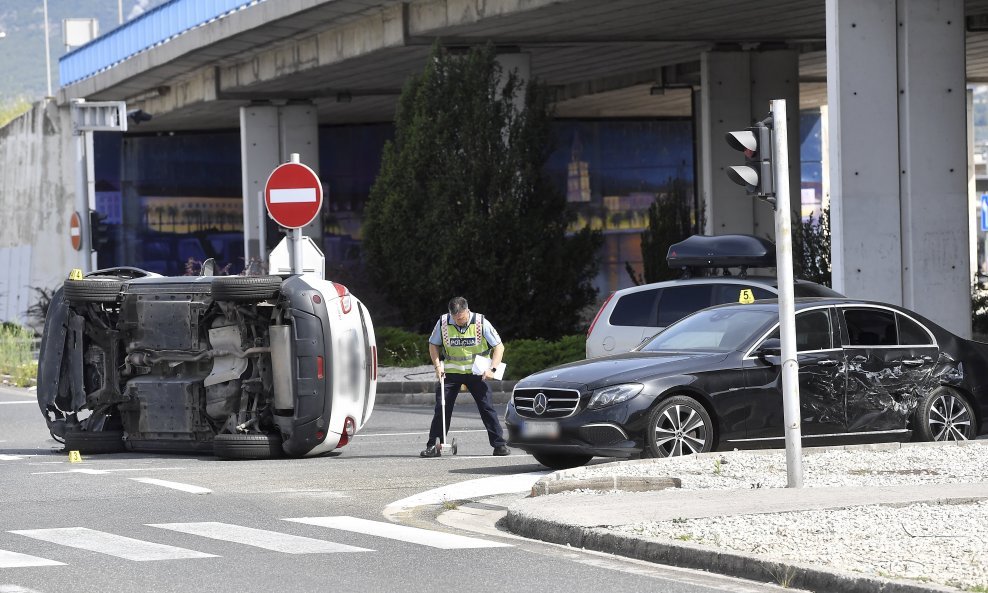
{"left": 427, "top": 373, "right": 506, "bottom": 449}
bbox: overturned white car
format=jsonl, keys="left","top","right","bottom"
{"left": 37, "top": 267, "right": 377, "bottom": 459}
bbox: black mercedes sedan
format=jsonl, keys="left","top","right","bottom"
{"left": 506, "top": 298, "right": 988, "bottom": 469}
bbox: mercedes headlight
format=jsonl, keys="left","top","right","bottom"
{"left": 587, "top": 383, "right": 643, "bottom": 409}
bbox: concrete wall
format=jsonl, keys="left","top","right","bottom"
{"left": 0, "top": 100, "right": 75, "bottom": 329}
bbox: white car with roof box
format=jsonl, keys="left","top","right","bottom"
{"left": 586, "top": 234, "right": 843, "bottom": 358}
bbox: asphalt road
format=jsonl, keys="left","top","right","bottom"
{"left": 0, "top": 386, "right": 793, "bottom": 593}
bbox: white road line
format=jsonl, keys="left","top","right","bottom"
{"left": 0, "top": 401, "right": 35, "bottom": 405}
{"left": 9, "top": 528, "right": 217, "bottom": 561}
{"left": 149, "top": 522, "right": 372, "bottom": 554}
{"left": 1, "top": 585, "right": 50, "bottom": 593}
{"left": 32, "top": 468, "right": 188, "bottom": 475}
{"left": 0, "top": 549, "right": 65, "bottom": 568}
{"left": 129, "top": 478, "right": 212, "bottom": 494}
{"left": 0, "top": 455, "right": 27, "bottom": 461}
{"left": 285, "top": 516, "right": 511, "bottom": 549}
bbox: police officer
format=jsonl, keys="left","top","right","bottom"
{"left": 420, "top": 297, "right": 510, "bottom": 457}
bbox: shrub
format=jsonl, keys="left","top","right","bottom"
{"left": 501, "top": 335, "right": 585, "bottom": 379}
{"left": 376, "top": 327, "right": 432, "bottom": 367}
{"left": 0, "top": 323, "right": 34, "bottom": 378}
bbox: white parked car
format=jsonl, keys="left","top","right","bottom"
{"left": 586, "top": 235, "right": 842, "bottom": 358}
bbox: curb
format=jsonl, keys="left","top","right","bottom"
{"left": 374, "top": 381, "right": 516, "bottom": 405}
{"left": 499, "top": 511, "right": 956, "bottom": 593}
{"left": 530, "top": 475, "right": 680, "bottom": 496}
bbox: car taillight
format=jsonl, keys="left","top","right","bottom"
{"left": 371, "top": 346, "right": 377, "bottom": 381}
{"left": 317, "top": 355, "right": 324, "bottom": 379}
{"left": 337, "top": 417, "right": 356, "bottom": 447}
{"left": 332, "top": 282, "right": 352, "bottom": 314}
{"left": 587, "top": 292, "right": 614, "bottom": 337}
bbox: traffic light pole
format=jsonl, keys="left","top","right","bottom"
{"left": 770, "top": 99, "right": 804, "bottom": 488}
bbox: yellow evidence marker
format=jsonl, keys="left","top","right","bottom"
{"left": 738, "top": 289, "right": 755, "bottom": 304}
{"left": 68, "top": 451, "right": 83, "bottom": 463}
{"left": 68, "top": 269, "right": 84, "bottom": 280}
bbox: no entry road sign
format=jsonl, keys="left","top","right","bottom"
{"left": 264, "top": 160, "right": 324, "bottom": 229}
{"left": 70, "top": 211, "right": 82, "bottom": 251}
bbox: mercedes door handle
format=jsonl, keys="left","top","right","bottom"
{"left": 817, "top": 359, "right": 839, "bottom": 367}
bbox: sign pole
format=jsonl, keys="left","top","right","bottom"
{"left": 288, "top": 153, "right": 303, "bottom": 274}
{"left": 771, "top": 98, "right": 804, "bottom": 488}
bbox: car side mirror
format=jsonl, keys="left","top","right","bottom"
{"left": 756, "top": 338, "right": 782, "bottom": 358}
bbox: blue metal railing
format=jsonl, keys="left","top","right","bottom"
{"left": 59, "top": 0, "right": 265, "bottom": 87}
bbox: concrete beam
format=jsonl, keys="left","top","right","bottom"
{"left": 408, "top": 0, "right": 561, "bottom": 33}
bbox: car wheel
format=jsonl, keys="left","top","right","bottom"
{"left": 63, "top": 278, "right": 123, "bottom": 304}
{"left": 63, "top": 430, "right": 126, "bottom": 454}
{"left": 531, "top": 452, "right": 593, "bottom": 470}
{"left": 212, "top": 276, "right": 282, "bottom": 303}
{"left": 913, "top": 387, "right": 977, "bottom": 442}
{"left": 645, "top": 395, "right": 714, "bottom": 458}
{"left": 213, "top": 433, "right": 284, "bottom": 460}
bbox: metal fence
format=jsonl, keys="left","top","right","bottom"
{"left": 59, "top": 0, "right": 265, "bottom": 87}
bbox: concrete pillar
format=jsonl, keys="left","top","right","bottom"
{"left": 896, "top": 0, "right": 969, "bottom": 336}
{"left": 827, "top": 0, "right": 969, "bottom": 336}
{"left": 700, "top": 49, "right": 799, "bottom": 239}
{"left": 826, "top": 0, "right": 901, "bottom": 303}
{"left": 240, "top": 101, "right": 320, "bottom": 273}
{"left": 750, "top": 49, "right": 800, "bottom": 239}
{"left": 701, "top": 51, "right": 753, "bottom": 235}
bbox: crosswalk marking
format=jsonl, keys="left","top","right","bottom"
{"left": 9, "top": 528, "right": 217, "bottom": 561}
{"left": 284, "top": 516, "right": 512, "bottom": 549}
{"left": 0, "top": 549, "right": 65, "bottom": 568}
{"left": 130, "top": 478, "right": 212, "bottom": 494}
{"left": 0, "top": 585, "right": 49, "bottom": 593}
{"left": 148, "top": 522, "right": 372, "bottom": 554}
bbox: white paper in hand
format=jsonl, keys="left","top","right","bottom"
{"left": 472, "top": 355, "right": 506, "bottom": 380}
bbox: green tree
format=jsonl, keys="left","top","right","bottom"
{"left": 639, "top": 176, "right": 696, "bottom": 283}
{"left": 794, "top": 205, "right": 831, "bottom": 286}
{"left": 363, "top": 44, "right": 601, "bottom": 339}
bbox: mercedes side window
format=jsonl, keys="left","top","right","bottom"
{"left": 608, "top": 288, "right": 660, "bottom": 327}
{"left": 896, "top": 313, "right": 934, "bottom": 346}
{"left": 656, "top": 285, "right": 714, "bottom": 326}
{"left": 711, "top": 284, "right": 775, "bottom": 305}
{"left": 843, "top": 308, "right": 897, "bottom": 346}
{"left": 762, "top": 309, "right": 833, "bottom": 352}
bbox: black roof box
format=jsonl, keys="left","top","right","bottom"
{"left": 666, "top": 234, "right": 775, "bottom": 269}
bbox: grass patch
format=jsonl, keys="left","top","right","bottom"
{"left": 0, "top": 323, "right": 36, "bottom": 386}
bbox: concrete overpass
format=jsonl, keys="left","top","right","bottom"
{"left": 1, "top": 0, "right": 984, "bottom": 337}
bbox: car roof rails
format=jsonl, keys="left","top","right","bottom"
{"left": 666, "top": 234, "right": 775, "bottom": 279}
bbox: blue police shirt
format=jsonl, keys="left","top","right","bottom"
{"left": 429, "top": 313, "right": 501, "bottom": 347}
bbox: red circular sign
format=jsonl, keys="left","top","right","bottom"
{"left": 264, "top": 162, "right": 324, "bottom": 229}
{"left": 70, "top": 211, "right": 82, "bottom": 251}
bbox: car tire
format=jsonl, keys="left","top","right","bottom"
{"left": 913, "top": 387, "right": 977, "bottom": 442}
{"left": 531, "top": 452, "right": 593, "bottom": 470}
{"left": 63, "top": 430, "right": 126, "bottom": 454}
{"left": 644, "top": 395, "right": 714, "bottom": 458}
{"left": 63, "top": 279, "right": 123, "bottom": 304}
{"left": 213, "top": 433, "right": 284, "bottom": 460}
{"left": 212, "top": 276, "right": 282, "bottom": 303}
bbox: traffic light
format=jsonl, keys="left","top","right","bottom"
{"left": 725, "top": 117, "right": 775, "bottom": 201}
{"left": 89, "top": 210, "right": 111, "bottom": 251}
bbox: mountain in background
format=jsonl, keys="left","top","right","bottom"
{"left": 0, "top": 0, "right": 168, "bottom": 103}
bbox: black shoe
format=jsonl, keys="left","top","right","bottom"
{"left": 493, "top": 445, "right": 510, "bottom": 456}
{"left": 420, "top": 445, "right": 441, "bottom": 458}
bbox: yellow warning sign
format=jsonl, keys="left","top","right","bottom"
{"left": 739, "top": 289, "right": 755, "bottom": 304}
{"left": 68, "top": 450, "right": 82, "bottom": 463}
{"left": 68, "top": 269, "right": 83, "bottom": 280}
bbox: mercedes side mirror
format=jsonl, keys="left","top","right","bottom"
{"left": 756, "top": 338, "right": 782, "bottom": 358}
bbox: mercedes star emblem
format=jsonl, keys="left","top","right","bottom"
{"left": 533, "top": 392, "right": 548, "bottom": 416}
